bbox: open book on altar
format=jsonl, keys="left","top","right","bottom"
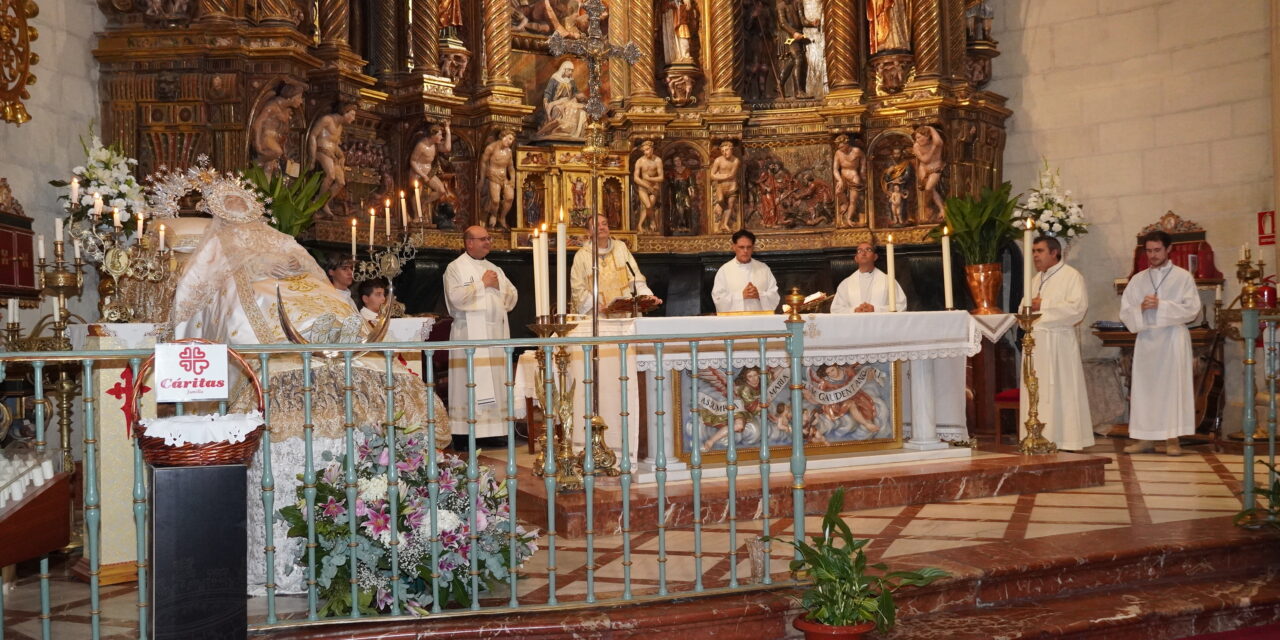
{"left": 602, "top": 295, "right": 661, "bottom": 316}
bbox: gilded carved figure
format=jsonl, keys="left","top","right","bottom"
{"left": 251, "top": 80, "right": 305, "bottom": 178}
{"left": 664, "top": 0, "right": 697, "bottom": 63}
{"left": 882, "top": 147, "right": 913, "bottom": 227}
{"left": 538, "top": 61, "right": 589, "bottom": 140}
{"left": 709, "top": 141, "right": 742, "bottom": 234}
{"left": 308, "top": 101, "right": 357, "bottom": 218}
{"left": 832, "top": 135, "right": 866, "bottom": 228}
{"left": 633, "top": 141, "right": 664, "bottom": 234}
{"left": 867, "top": 0, "right": 910, "bottom": 54}
{"left": 410, "top": 122, "right": 454, "bottom": 220}
{"left": 479, "top": 129, "right": 517, "bottom": 230}
{"left": 775, "top": 0, "right": 819, "bottom": 99}
{"left": 913, "top": 125, "right": 945, "bottom": 222}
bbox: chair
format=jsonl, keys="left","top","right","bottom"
{"left": 993, "top": 388, "right": 1019, "bottom": 445}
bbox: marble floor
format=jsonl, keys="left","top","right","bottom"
{"left": 0, "top": 438, "right": 1267, "bottom": 639}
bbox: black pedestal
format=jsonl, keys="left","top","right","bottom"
{"left": 148, "top": 464, "right": 247, "bottom": 640}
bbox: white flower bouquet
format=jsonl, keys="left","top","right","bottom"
{"left": 1015, "top": 162, "right": 1088, "bottom": 241}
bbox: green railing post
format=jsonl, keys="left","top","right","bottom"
{"left": 1242, "top": 307, "right": 1259, "bottom": 509}
{"left": 617, "top": 342, "right": 634, "bottom": 600}
{"left": 382, "top": 351, "right": 401, "bottom": 615}
{"left": 300, "top": 352, "right": 319, "bottom": 620}
{"left": 129, "top": 358, "right": 148, "bottom": 639}
{"left": 689, "top": 342, "right": 704, "bottom": 592}
{"left": 257, "top": 353, "right": 276, "bottom": 623}
{"left": 80, "top": 360, "right": 101, "bottom": 639}
{"left": 786, "top": 316, "right": 807, "bottom": 559}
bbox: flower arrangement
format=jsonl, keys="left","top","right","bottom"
{"left": 49, "top": 129, "right": 148, "bottom": 262}
{"left": 279, "top": 427, "right": 539, "bottom": 617}
{"left": 1016, "top": 162, "right": 1088, "bottom": 241}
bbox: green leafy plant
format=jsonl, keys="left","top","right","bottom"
{"left": 242, "top": 165, "right": 329, "bottom": 237}
{"left": 771, "top": 489, "right": 948, "bottom": 632}
{"left": 936, "top": 181, "right": 1021, "bottom": 265}
{"left": 1234, "top": 459, "right": 1280, "bottom": 531}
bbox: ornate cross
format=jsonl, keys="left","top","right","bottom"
{"left": 547, "top": 0, "right": 640, "bottom": 121}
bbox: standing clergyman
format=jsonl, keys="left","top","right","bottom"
{"left": 1019, "top": 236, "right": 1093, "bottom": 451}
{"left": 1120, "top": 230, "right": 1201, "bottom": 456}
{"left": 444, "top": 226, "right": 519, "bottom": 439}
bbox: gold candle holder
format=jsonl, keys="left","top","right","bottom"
{"left": 1016, "top": 308, "right": 1058, "bottom": 455}
{"left": 526, "top": 315, "right": 587, "bottom": 491}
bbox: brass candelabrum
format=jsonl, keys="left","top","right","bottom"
{"left": 1225, "top": 249, "right": 1270, "bottom": 441}
{"left": 354, "top": 231, "right": 418, "bottom": 282}
{"left": 528, "top": 315, "right": 582, "bottom": 491}
{"left": 82, "top": 224, "right": 176, "bottom": 323}
{"left": 1016, "top": 307, "right": 1058, "bottom": 455}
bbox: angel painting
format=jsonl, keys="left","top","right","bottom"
{"left": 692, "top": 366, "right": 766, "bottom": 453}
{"left": 802, "top": 364, "right": 889, "bottom": 441}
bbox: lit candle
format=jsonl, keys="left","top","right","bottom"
{"left": 37, "top": 235, "right": 45, "bottom": 261}
{"left": 412, "top": 180, "right": 422, "bottom": 219}
{"left": 92, "top": 193, "right": 103, "bottom": 218}
{"left": 399, "top": 190, "right": 408, "bottom": 228}
{"left": 70, "top": 178, "right": 79, "bottom": 206}
{"left": 157, "top": 226, "right": 165, "bottom": 252}
{"left": 540, "top": 223, "right": 551, "bottom": 317}
{"left": 54, "top": 217, "right": 62, "bottom": 240}
{"left": 369, "top": 208, "right": 376, "bottom": 249}
{"left": 350, "top": 218, "right": 357, "bottom": 259}
{"left": 384, "top": 199, "right": 391, "bottom": 237}
{"left": 136, "top": 210, "right": 145, "bottom": 236}
{"left": 886, "top": 234, "right": 897, "bottom": 312}
{"left": 8, "top": 298, "right": 16, "bottom": 319}
{"left": 112, "top": 207, "right": 121, "bottom": 229}
{"left": 532, "top": 228, "right": 545, "bottom": 317}
{"left": 941, "top": 226, "right": 954, "bottom": 310}
{"left": 1022, "top": 218, "right": 1035, "bottom": 310}
{"left": 556, "top": 207, "right": 567, "bottom": 316}
{"left": 73, "top": 239, "right": 82, "bottom": 261}
{"left": 1216, "top": 284, "right": 1223, "bottom": 303}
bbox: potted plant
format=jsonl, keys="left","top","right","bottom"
{"left": 242, "top": 165, "right": 330, "bottom": 237}
{"left": 939, "top": 182, "right": 1020, "bottom": 315}
{"left": 773, "top": 489, "right": 948, "bottom": 639}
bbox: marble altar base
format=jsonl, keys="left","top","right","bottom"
{"left": 511, "top": 447, "right": 1106, "bottom": 539}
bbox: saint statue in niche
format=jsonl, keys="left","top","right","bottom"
{"left": 709, "top": 141, "right": 742, "bottom": 233}
{"left": 867, "top": 0, "right": 911, "bottom": 54}
{"left": 775, "top": 0, "right": 820, "bottom": 99}
{"left": 912, "top": 125, "right": 946, "bottom": 223}
{"left": 662, "top": 0, "right": 698, "bottom": 64}
{"left": 307, "top": 101, "right": 357, "bottom": 218}
{"left": 537, "top": 61, "right": 589, "bottom": 140}
{"left": 665, "top": 152, "right": 701, "bottom": 235}
{"left": 251, "top": 80, "right": 305, "bottom": 178}
{"left": 881, "top": 147, "right": 914, "bottom": 227}
{"left": 633, "top": 141, "right": 664, "bottom": 234}
{"left": 832, "top": 135, "right": 866, "bottom": 228}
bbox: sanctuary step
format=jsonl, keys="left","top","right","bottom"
{"left": 508, "top": 448, "right": 1108, "bottom": 539}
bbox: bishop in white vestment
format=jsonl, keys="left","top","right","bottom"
{"left": 712, "top": 229, "right": 780, "bottom": 313}
{"left": 831, "top": 241, "right": 907, "bottom": 313}
{"left": 1119, "top": 231, "right": 1202, "bottom": 454}
{"left": 571, "top": 215, "right": 659, "bottom": 314}
{"left": 444, "top": 227, "right": 519, "bottom": 438}
{"left": 1019, "top": 237, "right": 1093, "bottom": 450}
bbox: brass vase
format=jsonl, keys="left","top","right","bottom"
{"left": 964, "top": 263, "right": 1003, "bottom": 315}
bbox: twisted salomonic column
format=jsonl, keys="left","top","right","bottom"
{"left": 822, "top": 0, "right": 858, "bottom": 90}
{"left": 257, "top": 0, "right": 300, "bottom": 26}
{"left": 412, "top": 0, "right": 440, "bottom": 75}
{"left": 627, "top": 0, "right": 656, "bottom": 98}
{"left": 483, "top": 0, "right": 512, "bottom": 86}
{"left": 319, "top": 0, "right": 350, "bottom": 45}
{"left": 911, "top": 0, "right": 942, "bottom": 79}
{"left": 942, "top": 0, "right": 967, "bottom": 81}
{"left": 197, "top": 0, "right": 238, "bottom": 22}
{"left": 368, "top": 0, "right": 397, "bottom": 75}
{"left": 708, "top": 0, "right": 742, "bottom": 98}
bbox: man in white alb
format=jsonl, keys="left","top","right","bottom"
{"left": 712, "top": 229, "right": 780, "bottom": 313}
{"left": 1120, "top": 230, "right": 1201, "bottom": 456}
{"left": 444, "top": 226, "right": 519, "bottom": 439}
{"left": 1019, "top": 236, "right": 1093, "bottom": 451}
{"left": 831, "top": 241, "right": 906, "bottom": 313}
{"left": 571, "top": 214, "right": 662, "bottom": 315}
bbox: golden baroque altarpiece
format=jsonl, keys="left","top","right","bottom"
{"left": 92, "top": 0, "right": 1008, "bottom": 254}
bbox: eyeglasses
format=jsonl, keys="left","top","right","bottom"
{"left": 855, "top": 248, "right": 876, "bottom": 254}
{"left": 467, "top": 236, "right": 492, "bottom": 242}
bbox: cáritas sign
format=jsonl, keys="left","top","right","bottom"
{"left": 154, "top": 343, "right": 229, "bottom": 403}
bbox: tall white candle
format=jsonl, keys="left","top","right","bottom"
{"left": 8, "top": 298, "right": 16, "bottom": 319}
{"left": 369, "top": 209, "right": 376, "bottom": 249}
{"left": 886, "top": 234, "right": 897, "bottom": 312}
{"left": 942, "top": 226, "right": 954, "bottom": 310}
{"left": 1022, "top": 219, "right": 1035, "bottom": 310}
{"left": 399, "top": 191, "right": 408, "bottom": 228}
{"left": 157, "top": 226, "right": 165, "bottom": 252}
{"left": 350, "top": 218, "right": 357, "bottom": 258}
{"left": 54, "top": 217, "right": 62, "bottom": 240}
{"left": 92, "top": 193, "right": 103, "bottom": 218}
{"left": 556, "top": 208, "right": 567, "bottom": 316}
{"left": 533, "top": 230, "right": 546, "bottom": 317}
{"left": 136, "top": 210, "right": 145, "bottom": 236}
{"left": 112, "top": 208, "right": 121, "bottom": 229}
{"left": 37, "top": 235, "right": 45, "bottom": 261}
{"left": 541, "top": 224, "right": 552, "bottom": 316}
{"left": 70, "top": 178, "right": 79, "bottom": 205}
{"left": 413, "top": 180, "right": 423, "bottom": 220}
{"left": 384, "top": 199, "right": 391, "bottom": 237}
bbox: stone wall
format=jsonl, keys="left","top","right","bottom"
{"left": 0, "top": 3, "right": 103, "bottom": 323}
{"left": 989, "top": 0, "right": 1274, "bottom": 430}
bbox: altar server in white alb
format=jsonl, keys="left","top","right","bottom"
{"left": 444, "top": 226, "right": 518, "bottom": 438}
{"left": 1019, "top": 236, "right": 1093, "bottom": 451}
{"left": 831, "top": 241, "right": 907, "bottom": 313}
{"left": 571, "top": 214, "right": 661, "bottom": 314}
{"left": 1120, "top": 230, "right": 1201, "bottom": 456}
{"left": 712, "top": 229, "right": 780, "bottom": 313}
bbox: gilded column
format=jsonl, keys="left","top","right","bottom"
{"left": 197, "top": 0, "right": 237, "bottom": 22}
{"left": 822, "top": 0, "right": 857, "bottom": 90}
{"left": 627, "top": 0, "right": 656, "bottom": 98}
{"left": 412, "top": 0, "right": 441, "bottom": 75}
{"left": 942, "top": 0, "right": 967, "bottom": 81}
{"left": 483, "top": 0, "right": 512, "bottom": 86}
{"left": 371, "top": 0, "right": 397, "bottom": 76}
{"left": 257, "top": 0, "right": 300, "bottom": 26}
{"left": 708, "top": 0, "right": 742, "bottom": 99}
{"left": 319, "top": 0, "right": 350, "bottom": 45}
{"left": 911, "top": 0, "right": 942, "bottom": 79}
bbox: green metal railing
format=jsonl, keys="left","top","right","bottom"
{"left": 0, "top": 318, "right": 809, "bottom": 639}
{"left": 1239, "top": 310, "right": 1278, "bottom": 519}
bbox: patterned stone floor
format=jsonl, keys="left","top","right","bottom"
{"left": 0, "top": 438, "right": 1262, "bottom": 639}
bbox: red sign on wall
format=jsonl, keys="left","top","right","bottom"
{"left": 1260, "top": 210, "right": 1276, "bottom": 246}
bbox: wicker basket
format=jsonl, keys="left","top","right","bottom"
{"left": 127, "top": 339, "right": 266, "bottom": 467}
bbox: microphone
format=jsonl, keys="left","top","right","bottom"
{"left": 625, "top": 261, "right": 638, "bottom": 297}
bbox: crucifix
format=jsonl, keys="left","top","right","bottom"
{"left": 547, "top": 0, "right": 642, "bottom": 480}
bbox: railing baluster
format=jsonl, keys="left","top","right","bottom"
{"left": 80, "top": 359, "right": 101, "bottom": 639}
{"left": 503, "top": 346, "right": 519, "bottom": 608}
{"left": 341, "top": 352, "right": 360, "bottom": 618}
{"left": 724, "top": 340, "right": 739, "bottom": 589}
{"left": 382, "top": 350, "right": 401, "bottom": 615}
{"left": 31, "top": 361, "right": 49, "bottom": 640}
{"left": 582, "top": 344, "right": 597, "bottom": 603}
{"left": 541, "top": 343, "right": 558, "bottom": 605}
{"left": 129, "top": 357, "right": 149, "bottom": 638}
{"left": 257, "top": 353, "right": 276, "bottom": 623}
{"left": 654, "top": 342, "right": 668, "bottom": 596}
{"left": 424, "top": 348, "right": 442, "bottom": 614}
{"left": 618, "top": 342, "right": 634, "bottom": 600}
{"left": 464, "top": 347, "right": 481, "bottom": 610}
{"left": 690, "top": 342, "right": 704, "bottom": 592}
{"left": 787, "top": 319, "right": 807, "bottom": 559}
{"left": 301, "top": 352, "right": 319, "bottom": 620}
{"left": 757, "top": 337, "right": 772, "bottom": 585}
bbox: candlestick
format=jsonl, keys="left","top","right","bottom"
{"left": 112, "top": 207, "right": 121, "bottom": 229}
{"left": 157, "top": 226, "right": 165, "bottom": 252}
{"left": 886, "top": 234, "right": 897, "bottom": 312}
{"left": 368, "top": 209, "right": 376, "bottom": 249}
{"left": 92, "top": 193, "right": 103, "bottom": 218}
{"left": 1216, "top": 284, "right": 1223, "bottom": 303}
{"left": 413, "top": 180, "right": 423, "bottom": 220}
{"left": 532, "top": 229, "right": 545, "bottom": 317}
{"left": 54, "top": 217, "right": 62, "bottom": 240}
{"left": 7, "top": 298, "right": 16, "bottom": 319}
{"left": 136, "top": 210, "right": 145, "bottom": 236}
{"left": 942, "top": 226, "right": 954, "bottom": 310}
{"left": 556, "top": 208, "right": 567, "bottom": 316}
{"left": 350, "top": 218, "right": 357, "bottom": 259}
{"left": 399, "top": 190, "right": 408, "bottom": 228}
{"left": 539, "top": 224, "right": 551, "bottom": 317}
{"left": 73, "top": 239, "right": 82, "bottom": 261}
{"left": 384, "top": 199, "right": 391, "bottom": 237}
{"left": 1022, "top": 218, "right": 1035, "bottom": 310}
{"left": 70, "top": 178, "right": 79, "bottom": 205}
{"left": 37, "top": 235, "right": 45, "bottom": 261}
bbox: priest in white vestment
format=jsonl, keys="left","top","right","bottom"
{"left": 444, "top": 226, "right": 519, "bottom": 438}
{"left": 831, "top": 241, "right": 907, "bottom": 313}
{"left": 712, "top": 229, "right": 781, "bottom": 313}
{"left": 1119, "top": 230, "right": 1202, "bottom": 456}
{"left": 571, "top": 215, "right": 662, "bottom": 314}
{"left": 1019, "top": 236, "right": 1093, "bottom": 451}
